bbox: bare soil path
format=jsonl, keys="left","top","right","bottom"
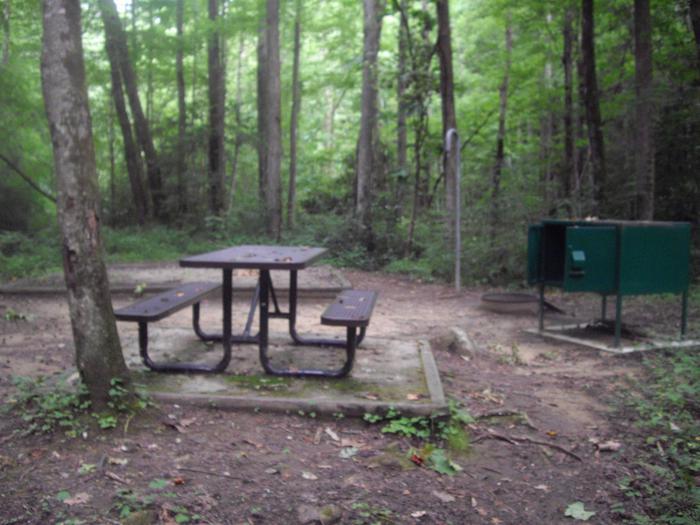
{"left": 0, "top": 268, "right": 682, "bottom": 525}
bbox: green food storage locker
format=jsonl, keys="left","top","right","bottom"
{"left": 527, "top": 219, "right": 691, "bottom": 347}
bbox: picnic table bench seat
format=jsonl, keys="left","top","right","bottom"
{"left": 114, "top": 282, "right": 228, "bottom": 373}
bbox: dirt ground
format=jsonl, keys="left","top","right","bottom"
{"left": 0, "top": 269, "right": 694, "bottom": 525}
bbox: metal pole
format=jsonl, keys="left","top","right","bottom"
{"left": 445, "top": 129, "right": 461, "bottom": 291}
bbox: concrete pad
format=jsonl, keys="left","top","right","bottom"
{"left": 120, "top": 327, "right": 446, "bottom": 417}
{"left": 0, "top": 262, "right": 349, "bottom": 298}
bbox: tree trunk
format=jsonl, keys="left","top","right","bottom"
{"left": 396, "top": 0, "right": 408, "bottom": 215}
{"left": 108, "top": 105, "right": 116, "bottom": 225}
{"left": 104, "top": 22, "right": 148, "bottom": 225}
{"left": 257, "top": 11, "right": 267, "bottom": 206}
{"left": 1, "top": 0, "right": 9, "bottom": 66}
{"left": 207, "top": 0, "right": 225, "bottom": 215}
{"left": 288, "top": 0, "right": 302, "bottom": 230}
{"left": 228, "top": 35, "right": 245, "bottom": 214}
{"left": 99, "top": 0, "right": 164, "bottom": 220}
{"left": 689, "top": 0, "right": 700, "bottom": 79}
{"left": 175, "top": 0, "right": 187, "bottom": 212}
{"left": 580, "top": 0, "right": 606, "bottom": 211}
{"left": 634, "top": 0, "right": 654, "bottom": 220}
{"left": 260, "top": 0, "right": 282, "bottom": 239}
{"left": 436, "top": 0, "right": 458, "bottom": 240}
{"left": 41, "top": 0, "right": 130, "bottom": 406}
{"left": 562, "top": 6, "right": 575, "bottom": 206}
{"left": 491, "top": 20, "right": 512, "bottom": 236}
{"left": 356, "top": 0, "right": 384, "bottom": 241}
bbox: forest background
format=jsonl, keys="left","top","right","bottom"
{"left": 1, "top": 0, "right": 699, "bottom": 286}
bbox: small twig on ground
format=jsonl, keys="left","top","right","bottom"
{"left": 472, "top": 431, "right": 583, "bottom": 461}
{"left": 176, "top": 466, "right": 243, "bottom": 480}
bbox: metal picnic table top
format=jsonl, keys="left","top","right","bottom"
{"left": 180, "top": 245, "right": 327, "bottom": 270}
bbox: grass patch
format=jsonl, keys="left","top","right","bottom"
{"left": 614, "top": 348, "right": 700, "bottom": 524}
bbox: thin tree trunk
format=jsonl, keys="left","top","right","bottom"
{"left": 207, "top": 0, "right": 225, "bottom": 215}
{"left": 287, "top": 0, "right": 302, "bottom": 230}
{"left": 41, "top": 0, "right": 130, "bottom": 406}
{"left": 356, "top": 0, "right": 384, "bottom": 244}
{"left": 257, "top": 11, "right": 267, "bottom": 206}
{"left": 262, "top": 0, "right": 282, "bottom": 239}
{"left": 99, "top": 0, "right": 164, "bottom": 220}
{"left": 104, "top": 25, "right": 148, "bottom": 225}
{"left": 396, "top": 0, "right": 408, "bottom": 215}
{"left": 581, "top": 0, "right": 606, "bottom": 211}
{"left": 634, "top": 0, "right": 654, "bottom": 219}
{"left": 228, "top": 35, "right": 245, "bottom": 214}
{"left": 175, "top": 0, "right": 186, "bottom": 212}
{"left": 689, "top": 0, "right": 700, "bottom": 79}
{"left": 491, "top": 20, "right": 512, "bottom": 236}
{"left": 1, "top": 0, "right": 9, "bottom": 66}
{"left": 146, "top": 0, "right": 154, "bottom": 125}
{"left": 108, "top": 105, "right": 116, "bottom": 225}
{"left": 562, "top": 7, "right": 575, "bottom": 206}
{"left": 436, "top": 0, "right": 458, "bottom": 240}
{"left": 0, "top": 153, "right": 56, "bottom": 204}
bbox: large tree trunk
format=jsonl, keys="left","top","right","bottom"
{"left": 260, "top": 0, "right": 282, "bottom": 239}
{"left": 207, "top": 0, "right": 225, "bottom": 215}
{"left": 436, "top": 0, "right": 457, "bottom": 240}
{"left": 634, "top": 0, "right": 654, "bottom": 220}
{"left": 491, "top": 20, "right": 512, "bottom": 236}
{"left": 41, "top": 0, "right": 130, "bottom": 406}
{"left": 287, "top": 0, "right": 302, "bottom": 230}
{"left": 580, "top": 0, "right": 606, "bottom": 211}
{"left": 562, "top": 6, "right": 575, "bottom": 207}
{"left": 175, "top": 0, "right": 186, "bottom": 212}
{"left": 356, "top": 0, "right": 384, "bottom": 242}
{"left": 104, "top": 24, "right": 148, "bottom": 224}
{"left": 99, "top": 0, "right": 164, "bottom": 220}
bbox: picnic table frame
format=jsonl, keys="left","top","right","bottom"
{"left": 180, "top": 245, "right": 365, "bottom": 376}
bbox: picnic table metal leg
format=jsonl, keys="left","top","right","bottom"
{"left": 258, "top": 269, "right": 356, "bottom": 378}
{"left": 136, "top": 282, "right": 232, "bottom": 373}
{"left": 287, "top": 269, "right": 367, "bottom": 347}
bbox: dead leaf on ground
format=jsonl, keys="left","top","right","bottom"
{"left": 406, "top": 393, "right": 422, "bottom": 401}
{"left": 433, "top": 490, "right": 456, "bottom": 503}
{"left": 596, "top": 440, "right": 622, "bottom": 452}
{"left": 107, "top": 457, "right": 128, "bottom": 466}
{"left": 301, "top": 471, "right": 318, "bottom": 480}
{"left": 364, "top": 393, "right": 380, "bottom": 400}
{"left": 105, "top": 471, "right": 129, "bottom": 484}
{"left": 324, "top": 427, "right": 340, "bottom": 441}
{"left": 64, "top": 492, "right": 91, "bottom": 506}
{"left": 546, "top": 431, "right": 558, "bottom": 438}
{"left": 411, "top": 510, "right": 427, "bottom": 518}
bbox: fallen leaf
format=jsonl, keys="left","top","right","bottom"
{"left": 172, "top": 476, "right": 186, "bottom": 485}
{"left": 64, "top": 492, "right": 91, "bottom": 506}
{"left": 471, "top": 497, "right": 478, "bottom": 508}
{"left": 107, "top": 457, "right": 128, "bottom": 466}
{"left": 546, "top": 431, "right": 558, "bottom": 438}
{"left": 411, "top": 510, "right": 427, "bottom": 518}
{"left": 534, "top": 484, "right": 549, "bottom": 491}
{"left": 105, "top": 471, "right": 129, "bottom": 484}
{"left": 406, "top": 393, "right": 422, "bottom": 401}
{"left": 597, "top": 440, "right": 622, "bottom": 452}
{"left": 264, "top": 468, "right": 278, "bottom": 475}
{"left": 339, "top": 447, "right": 358, "bottom": 459}
{"left": 364, "top": 393, "right": 380, "bottom": 400}
{"left": 432, "top": 490, "right": 456, "bottom": 503}
{"left": 302, "top": 471, "right": 318, "bottom": 480}
{"left": 410, "top": 454, "right": 424, "bottom": 466}
{"left": 564, "top": 502, "right": 596, "bottom": 521}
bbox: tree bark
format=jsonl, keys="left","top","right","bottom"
{"left": 228, "top": 34, "right": 245, "bottom": 214}
{"left": 436, "top": 0, "right": 458, "bottom": 240}
{"left": 260, "top": 0, "right": 282, "bottom": 239}
{"left": 396, "top": 0, "right": 408, "bottom": 215}
{"left": 356, "top": 0, "right": 384, "bottom": 241}
{"left": 1, "top": 0, "right": 9, "bottom": 66}
{"left": 689, "top": 0, "right": 700, "bottom": 79}
{"left": 491, "top": 20, "right": 512, "bottom": 235}
{"left": 99, "top": 0, "right": 164, "bottom": 220}
{"left": 562, "top": 6, "right": 575, "bottom": 204}
{"left": 581, "top": 0, "right": 607, "bottom": 211}
{"left": 257, "top": 10, "right": 267, "bottom": 207}
{"left": 207, "top": 0, "right": 225, "bottom": 215}
{"left": 104, "top": 25, "right": 148, "bottom": 225}
{"left": 287, "top": 0, "right": 302, "bottom": 230}
{"left": 634, "top": 0, "right": 654, "bottom": 219}
{"left": 175, "top": 0, "right": 187, "bottom": 212}
{"left": 41, "top": 0, "right": 130, "bottom": 406}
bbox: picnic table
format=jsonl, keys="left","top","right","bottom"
{"left": 114, "top": 245, "right": 377, "bottom": 378}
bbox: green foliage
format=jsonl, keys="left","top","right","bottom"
{"left": 615, "top": 349, "right": 700, "bottom": 523}
{"left": 8, "top": 376, "right": 91, "bottom": 438}
{"left": 350, "top": 502, "right": 394, "bottom": 524}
